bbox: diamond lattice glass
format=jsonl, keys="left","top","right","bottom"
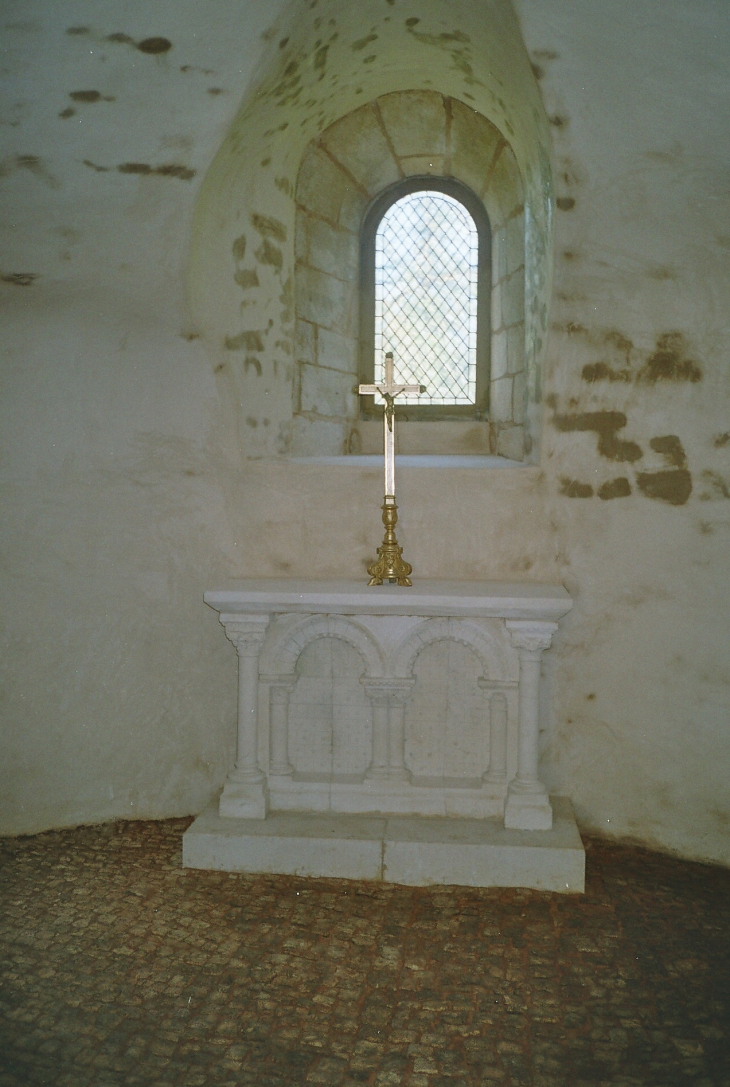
{"left": 374, "top": 190, "right": 478, "bottom": 404}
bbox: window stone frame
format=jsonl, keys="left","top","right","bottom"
{"left": 293, "top": 90, "right": 527, "bottom": 460}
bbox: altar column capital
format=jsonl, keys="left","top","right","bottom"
{"left": 220, "top": 614, "right": 270, "bottom": 654}
{"left": 506, "top": 620, "right": 559, "bottom": 655}
{"left": 361, "top": 677, "right": 415, "bottom": 781}
{"left": 503, "top": 620, "right": 557, "bottom": 830}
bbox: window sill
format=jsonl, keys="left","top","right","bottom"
{"left": 289, "top": 455, "right": 524, "bottom": 468}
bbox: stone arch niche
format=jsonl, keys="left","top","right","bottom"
{"left": 288, "top": 637, "right": 373, "bottom": 777}
{"left": 293, "top": 91, "right": 525, "bottom": 459}
{"left": 393, "top": 618, "right": 517, "bottom": 781}
{"left": 187, "top": 0, "right": 554, "bottom": 465}
{"left": 406, "top": 638, "right": 489, "bottom": 779}
{"left": 263, "top": 613, "right": 385, "bottom": 677}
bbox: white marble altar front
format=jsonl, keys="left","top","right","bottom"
{"left": 183, "top": 580, "right": 585, "bottom": 891}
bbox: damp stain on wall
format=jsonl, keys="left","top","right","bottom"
{"left": 597, "top": 477, "right": 631, "bottom": 500}
{"left": 582, "top": 362, "right": 631, "bottom": 383}
{"left": 647, "top": 265, "right": 677, "bottom": 281}
{"left": 559, "top": 476, "right": 631, "bottom": 501}
{"left": 232, "top": 234, "right": 260, "bottom": 291}
{"left": 235, "top": 270, "right": 259, "bottom": 290}
{"left": 351, "top": 34, "right": 378, "bottom": 52}
{"left": 403, "top": 21, "right": 479, "bottom": 88}
{"left": 1, "top": 272, "right": 38, "bottom": 286}
{"left": 255, "top": 239, "right": 283, "bottom": 271}
{"left": 137, "top": 37, "right": 172, "bottom": 54}
{"left": 66, "top": 27, "right": 172, "bottom": 54}
{"left": 553, "top": 393, "right": 695, "bottom": 505}
{"left": 82, "top": 161, "right": 195, "bottom": 180}
{"left": 224, "top": 331, "right": 265, "bottom": 352}
{"left": 560, "top": 478, "right": 593, "bottom": 498}
{"left": 649, "top": 435, "right": 686, "bottom": 468}
{"left": 699, "top": 470, "right": 730, "bottom": 501}
{"left": 69, "top": 90, "right": 114, "bottom": 103}
{"left": 639, "top": 332, "right": 701, "bottom": 384}
{"left": 106, "top": 32, "right": 172, "bottom": 54}
{"left": 118, "top": 163, "right": 195, "bottom": 180}
{"left": 251, "top": 213, "right": 286, "bottom": 273}
{"left": 251, "top": 213, "right": 287, "bottom": 243}
{"left": 636, "top": 469, "right": 692, "bottom": 506}
{"left": 553, "top": 410, "right": 643, "bottom": 463}
{"left": 0, "top": 154, "right": 60, "bottom": 189}
{"left": 575, "top": 331, "right": 702, "bottom": 386}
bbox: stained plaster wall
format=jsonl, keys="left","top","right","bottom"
{"left": 1, "top": 0, "right": 729, "bottom": 867}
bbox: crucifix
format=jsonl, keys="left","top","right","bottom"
{"left": 359, "top": 351, "right": 426, "bottom": 586}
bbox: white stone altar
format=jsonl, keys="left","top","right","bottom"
{"left": 183, "top": 579, "right": 585, "bottom": 891}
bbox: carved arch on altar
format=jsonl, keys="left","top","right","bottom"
{"left": 392, "top": 617, "right": 511, "bottom": 680}
{"left": 266, "top": 614, "right": 385, "bottom": 678}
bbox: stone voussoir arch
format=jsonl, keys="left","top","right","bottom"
{"left": 392, "top": 617, "right": 511, "bottom": 681}
{"left": 268, "top": 613, "right": 386, "bottom": 679}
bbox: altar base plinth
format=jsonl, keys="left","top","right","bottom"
{"left": 183, "top": 796, "right": 584, "bottom": 892}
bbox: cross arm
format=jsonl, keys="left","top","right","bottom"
{"left": 358, "top": 383, "right": 426, "bottom": 397}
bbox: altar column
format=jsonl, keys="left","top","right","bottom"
{"left": 504, "top": 620, "right": 558, "bottom": 830}
{"left": 362, "top": 678, "right": 414, "bottom": 780}
{"left": 362, "top": 681, "right": 391, "bottom": 778}
{"left": 386, "top": 679, "right": 415, "bottom": 780}
{"left": 219, "top": 614, "right": 270, "bottom": 819}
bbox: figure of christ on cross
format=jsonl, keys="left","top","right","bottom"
{"left": 359, "top": 351, "right": 426, "bottom": 586}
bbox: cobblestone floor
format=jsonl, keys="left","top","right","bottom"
{"left": 1, "top": 819, "right": 729, "bottom": 1087}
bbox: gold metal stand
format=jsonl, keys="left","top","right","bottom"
{"left": 359, "top": 352, "right": 425, "bottom": 588}
{"left": 367, "top": 496, "right": 413, "bottom": 586}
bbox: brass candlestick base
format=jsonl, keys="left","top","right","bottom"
{"left": 367, "top": 496, "right": 413, "bottom": 586}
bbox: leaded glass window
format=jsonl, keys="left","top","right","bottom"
{"left": 360, "top": 177, "right": 490, "bottom": 420}
{"left": 375, "top": 191, "right": 478, "bottom": 404}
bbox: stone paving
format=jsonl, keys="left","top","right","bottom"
{"left": 1, "top": 818, "right": 729, "bottom": 1087}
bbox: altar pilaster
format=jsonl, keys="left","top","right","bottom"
{"left": 479, "top": 684, "right": 508, "bottom": 786}
{"left": 387, "top": 679, "right": 415, "bottom": 780}
{"left": 219, "top": 614, "right": 269, "bottom": 819}
{"left": 504, "top": 620, "right": 558, "bottom": 830}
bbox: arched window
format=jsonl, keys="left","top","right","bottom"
{"left": 359, "top": 177, "right": 491, "bottom": 421}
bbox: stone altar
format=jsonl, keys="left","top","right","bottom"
{"left": 183, "top": 580, "right": 585, "bottom": 891}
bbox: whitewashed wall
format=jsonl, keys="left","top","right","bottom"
{"left": 1, "top": 0, "right": 729, "bottom": 867}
